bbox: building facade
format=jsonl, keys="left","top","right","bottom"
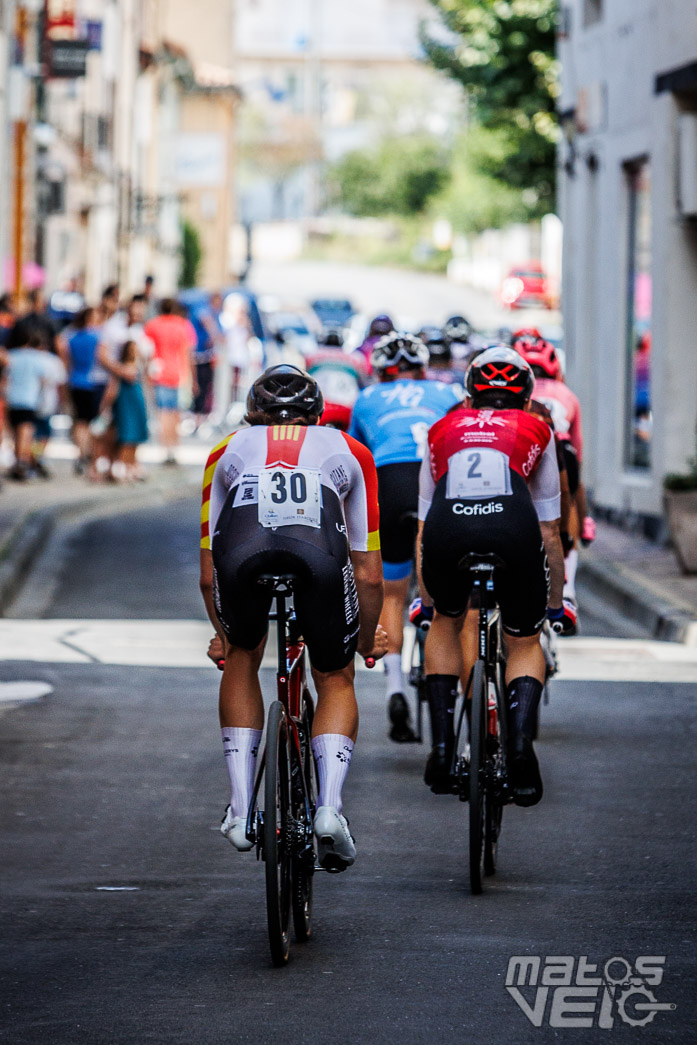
{"left": 0, "top": 0, "right": 239, "bottom": 300}
{"left": 559, "top": 0, "right": 697, "bottom": 530}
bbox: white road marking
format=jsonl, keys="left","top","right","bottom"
{"left": 0, "top": 622, "right": 696, "bottom": 681}
{"left": 0, "top": 681, "right": 54, "bottom": 702}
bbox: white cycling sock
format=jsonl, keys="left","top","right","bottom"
{"left": 312, "top": 733, "right": 354, "bottom": 814}
{"left": 222, "top": 727, "right": 262, "bottom": 818}
{"left": 383, "top": 652, "right": 405, "bottom": 699}
{"left": 564, "top": 548, "right": 578, "bottom": 601}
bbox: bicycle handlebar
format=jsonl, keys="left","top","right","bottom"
{"left": 365, "top": 657, "right": 376, "bottom": 669}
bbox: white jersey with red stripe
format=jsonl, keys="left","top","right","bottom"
{"left": 201, "top": 423, "right": 380, "bottom": 553}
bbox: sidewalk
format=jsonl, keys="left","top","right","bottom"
{"left": 0, "top": 450, "right": 204, "bottom": 614}
{"left": 579, "top": 519, "right": 697, "bottom": 644}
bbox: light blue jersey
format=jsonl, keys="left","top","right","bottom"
{"left": 349, "top": 378, "right": 460, "bottom": 467}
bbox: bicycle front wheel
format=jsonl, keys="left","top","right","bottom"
{"left": 264, "top": 700, "right": 292, "bottom": 966}
{"left": 469, "top": 661, "right": 486, "bottom": 895}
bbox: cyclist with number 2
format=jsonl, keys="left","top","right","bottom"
{"left": 200, "top": 365, "right": 387, "bottom": 871}
{"left": 413, "top": 346, "right": 571, "bottom": 806}
{"left": 349, "top": 334, "right": 460, "bottom": 742}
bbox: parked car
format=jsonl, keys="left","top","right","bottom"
{"left": 310, "top": 297, "right": 355, "bottom": 330}
{"left": 500, "top": 263, "right": 555, "bottom": 310}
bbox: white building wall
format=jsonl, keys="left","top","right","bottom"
{"left": 559, "top": 0, "right": 697, "bottom": 525}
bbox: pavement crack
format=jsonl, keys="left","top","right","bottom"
{"left": 59, "top": 628, "right": 102, "bottom": 664}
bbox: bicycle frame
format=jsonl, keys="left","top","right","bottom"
{"left": 245, "top": 576, "right": 315, "bottom": 847}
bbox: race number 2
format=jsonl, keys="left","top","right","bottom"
{"left": 446, "top": 448, "right": 512, "bottom": 500}
{"left": 258, "top": 468, "right": 321, "bottom": 528}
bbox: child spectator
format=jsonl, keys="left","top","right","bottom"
{"left": 112, "top": 340, "right": 149, "bottom": 482}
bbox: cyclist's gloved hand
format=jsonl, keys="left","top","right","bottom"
{"left": 547, "top": 600, "right": 577, "bottom": 635}
{"left": 409, "top": 597, "right": 434, "bottom": 630}
{"left": 581, "top": 516, "right": 596, "bottom": 547}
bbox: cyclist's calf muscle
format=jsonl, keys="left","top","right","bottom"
{"left": 540, "top": 518, "right": 564, "bottom": 607}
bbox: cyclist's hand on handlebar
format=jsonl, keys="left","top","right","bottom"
{"left": 207, "top": 634, "right": 226, "bottom": 666}
{"left": 408, "top": 597, "right": 434, "bottom": 630}
{"left": 547, "top": 599, "right": 578, "bottom": 636}
{"left": 358, "top": 624, "right": 389, "bottom": 663}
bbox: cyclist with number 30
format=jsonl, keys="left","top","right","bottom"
{"left": 199, "top": 365, "right": 387, "bottom": 872}
{"left": 413, "top": 346, "right": 573, "bottom": 806}
{"left": 349, "top": 334, "right": 460, "bottom": 743}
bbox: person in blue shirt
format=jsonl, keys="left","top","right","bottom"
{"left": 190, "top": 292, "right": 223, "bottom": 421}
{"left": 350, "top": 332, "right": 460, "bottom": 741}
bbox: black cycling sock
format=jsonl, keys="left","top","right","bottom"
{"left": 426, "top": 674, "right": 459, "bottom": 749}
{"left": 507, "top": 676, "right": 543, "bottom": 741}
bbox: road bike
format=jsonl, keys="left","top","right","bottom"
{"left": 452, "top": 553, "right": 511, "bottom": 895}
{"left": 407, "top": 621, "right": 427, "bottom": 743}
{"left": 242, "top": 573, "right": 319, "bottom": 967}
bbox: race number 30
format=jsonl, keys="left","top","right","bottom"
{"left": 258, "top": 468, "right": 321, "bottom": 528}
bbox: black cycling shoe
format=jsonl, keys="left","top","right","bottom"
{"left": 424, "top": 743, "right": 455, "bottom": 794}
{"left": 388, "top": 693, "right": 417, "bottom": 743}
{"left": 509, "top": 735, "right": 543, "bottom": 807}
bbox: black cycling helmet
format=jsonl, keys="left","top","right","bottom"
{"left": 465, "top": 345, "right": 534, "bottom": 407}
{"left": 444, "top": 315, "right": 473, "bottom": 343}
{"left": 368, "top": 314, "right": 394, "bottom": 338}
{"left": 246, "top": 364, "right": 324, "bottom": 421}
{"left": 319, "top": 328, "right": 344, "bottom": 348}
{"left": 371, "top": 332, "right": 429, "bottom": 375}
{"left": 418, "top": 324, "right": 452, "bottom": 364}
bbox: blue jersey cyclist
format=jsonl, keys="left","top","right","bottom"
{"left": 349, "top": 333, "right": 460, "bottom": 742}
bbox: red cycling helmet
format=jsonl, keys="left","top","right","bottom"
{"left": 512, "top": 326, "right": 542, "bottom": 342}
{"left": 515, "top": 337, "right": 561, "bottom": 380}
{"left": 465, "top": 345, "right": 534, "bottom": 406}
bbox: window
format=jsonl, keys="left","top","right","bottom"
{"left": 583, "top": 0, "right": 603, "bottom": 27}
{"left": 624, "top": 160, "right": 652, "bottom": 470}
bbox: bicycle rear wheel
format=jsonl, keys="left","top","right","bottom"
{"left": 469, "top": 661, "right": 486, "bottom": 895}
{"left": 264, "top": 701, "right": 292, "bottom": 966}
{"left": 292, "top": 691, "right": 315, "bottom": 942}
{"left": 484, "top": 677, "right": 504, "bottom": 877}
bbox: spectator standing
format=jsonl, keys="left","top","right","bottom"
{"left": 190, "top": 292, "right": 223, "bottom": 423}
{"left": 66, "top": 307, "right": 109, "bottom": 475}
{"left": 7, "top": 288, "right": 67, "bottom": 363}
{"left": 99, "top": 284, "right": 128, "bottom": 362}
{"left": 5, "top": 333, "right": 58, "bottom": 480}
{"left": 0, "top": 294, "right": 15, "bottom": 346}
{"left": 143, "top": 275, "right": 157, "bottom": 321}
{"left": 33, "top": 340, "right": 67, "bottom": 478}
{"left": 220, "top": 294, "right": 252, "bottom": 404}
{"left": 111, "top": 339, "right": 149, "bottom": 481}
{"left": 144, "top": 298, "right": 197, "bottom": 465}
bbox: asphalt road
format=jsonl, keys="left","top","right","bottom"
{"left": 1, "top": 498, "right": 694, "bottom": 1044}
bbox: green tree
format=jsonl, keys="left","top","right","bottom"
{"left": 330, "top": 136, "right": 450, "bottom": 217}
{"left": 421, "top": 0, "right": 559, "bottom": 213}
{"left": 179, "top": 219, "right": 202, "bottom": 288}
{"left": 431, "top": 127, "right": 530, "bottom": 234}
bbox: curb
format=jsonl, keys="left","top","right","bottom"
{"left": 0, "top": 478, "right": 200, "bottom": 615}
{"left": 578, "top": 557, "right": 697, "bottom": 645}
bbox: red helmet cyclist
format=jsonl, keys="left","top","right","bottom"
{"left": 465, "top": 345, "right": 534, "bottom": 406}
{"left": 514, "top": 337, "right": 562, "bottom": 381}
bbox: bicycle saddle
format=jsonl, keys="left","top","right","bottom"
{"left": 457, "top": 552, "right": 506, "bottom": 573}
{"left": 257, "top": 573, "right": 298, "bottom": 592}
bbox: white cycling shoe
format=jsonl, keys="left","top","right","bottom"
{"left": 314, "top": 805, "right": 356, "bottom": 871}
{"left": 220, "top": 806, "right": 253, "bottom": 852}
